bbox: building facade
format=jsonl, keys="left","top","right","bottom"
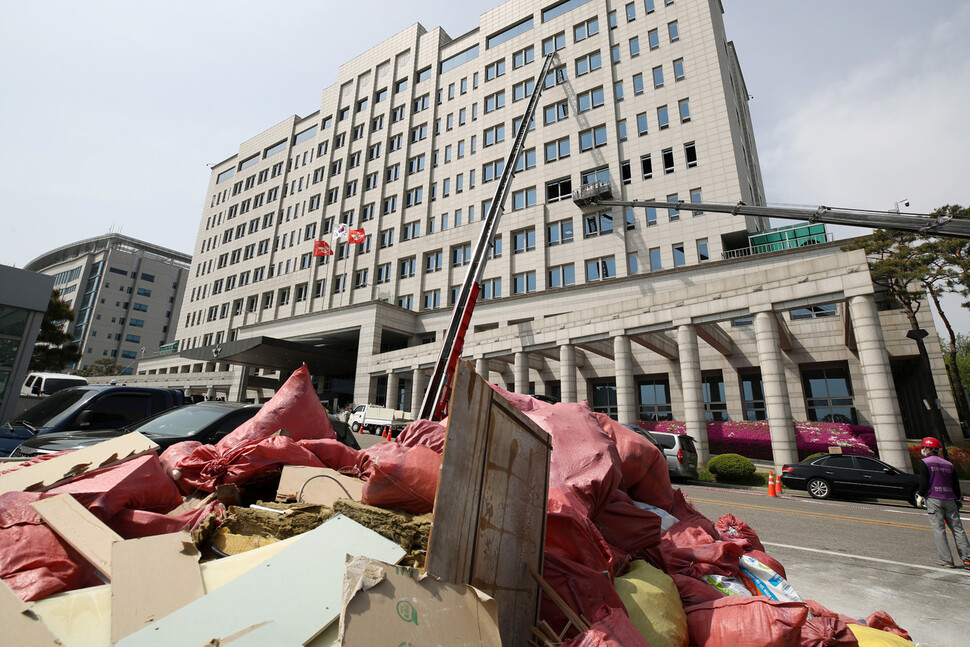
{"left": 24, "top": 234, "right": 189, "bottom": 373}
{"left": 0, "top": 265, "right": 55, "bottom": 424}
{"left": 130, "top": 0, "right": 960, "bottom": 470}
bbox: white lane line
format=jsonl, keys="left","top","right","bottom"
{"left": 761, "top": 541, "right": 970, "bottom": 574}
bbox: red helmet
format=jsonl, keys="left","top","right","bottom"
{"left": 921, "top": 437, "right": 942, "bottom": 449}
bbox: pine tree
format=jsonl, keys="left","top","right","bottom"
{"left": 29, "top": 290, "right": 82, "bottom": 371}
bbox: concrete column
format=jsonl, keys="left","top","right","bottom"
{"left": 614, "top": 335, "right": 636, "bottom": 425}
{"left": 387, "top": 372, "right": 400, "bottom": 410}
{"left": 227, "top": 365, "right": 249, "bottom": 402}
{"left": 848, "top": 295, "right": 910, "bottom": 471}
{"left": 677, "top": 324, "right": 709, "bottom": 465}
{"left": 514, "top": 351, "right": 529, "bottom": 394}
{"left": 560, "top": 344, "right": 577, "bottom": 403}
{"left": 754, "top": 312, "right": 797, "bottom": 469}
{"left": 476, "top": 358, "right": 489, "bottom": 381}
{"left": 411, "top": 368, "right": 425, "bottom": 418}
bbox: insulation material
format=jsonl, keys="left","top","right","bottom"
{"left": 614, "top": 560, "right": 689, "bottom": 647}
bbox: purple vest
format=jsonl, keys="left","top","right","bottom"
{"left": 923, "top": 455, "right": 957, "bottom": 500}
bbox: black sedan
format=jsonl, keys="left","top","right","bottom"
{"left": 10, "top": 402, "right": 262, "bottom": 458}
{"left": 780, "top": 454, "right": 920, "bottom": 507}
{"left": 11, "top": 401, "right": 360, "bottom": 458}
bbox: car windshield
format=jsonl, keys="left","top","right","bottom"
{"left": 128, "top": 405, "right": 240, "bottom": 436}
{"left": 42, "top": 378, "right": 87, "bottom": 394}
{"left": 13, "top": 389, "right": 96, "bottom": 428}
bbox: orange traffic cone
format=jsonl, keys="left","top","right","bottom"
{"left": 767, "top": 471, "right": 777, "bottom": 497}
{"left": 775, "top": 474, "right": 783, "bottom": 495}
{"left": 383, "top": 426, "right": 390, "bottom": 440}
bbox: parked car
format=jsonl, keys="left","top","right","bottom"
{"left": 11, "top": 403, "right": 360, "bottom": 458}
{"left": 650, "top": 431, "right": 700, "bottom": 480}
{"left": 780, "top": 454, "right": 920, "bottom": 506}
{"left": 20, "top": 372, "right": 88, "bottom": 397}
{"left": 0, "top": 385, "right": 186, "bottom": 456}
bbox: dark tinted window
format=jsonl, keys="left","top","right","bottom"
{"left": 18, "top": 389, "right": 95, "bottom": 427}
{"left": 855, "top": 457, "right": 890, "bottom": 472}
{"left": 679, "top": 435, "right": 696, "bottom": 452}
{"left": 822, "top": 455, "right": 855, "bottom": 468}
{"left": 653, "top": 433, "right": 676, "bottom": 449}
{"left": 87, "top": 394, "right": 153, "bottom": 426}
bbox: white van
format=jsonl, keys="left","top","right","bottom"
{"left": 20, "top": 373, "right": 89, "bottom": 398}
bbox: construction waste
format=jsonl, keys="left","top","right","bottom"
{"left": 0, "top": 364, "right": 915, "bottom": 646}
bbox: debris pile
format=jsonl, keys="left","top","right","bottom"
{"left": 0, "top": 363, "right": 916, "bottom": 646}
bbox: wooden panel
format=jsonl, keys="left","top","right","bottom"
{"left": 115, "top": 514, "right": 405, "bottom": 647}
{"left": 111, "top": 531, "right": 205, "bottom": 642}
{"left": 427, "top": 361, "right": 551, "bottom": 647}
{"left": 0, "top": 432, "right": 158, "bottom": 495}
{"left": 31, "top": 493, "right": 123, "bottom": 579}
{"left": 0, "top": 581, "right": 62, "bottom": 647}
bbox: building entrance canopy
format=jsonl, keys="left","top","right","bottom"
{"left": 180, "top": 336, "right": 350, "bottom": 376}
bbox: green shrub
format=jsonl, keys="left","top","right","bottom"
{"left": 707, "top": 454, "right": 757, "bottom": 484}
{"left": 697, "top": 466, "right": 715, "bottom": 483}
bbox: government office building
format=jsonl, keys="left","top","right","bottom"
{"left": 128, "top": 0, "right": 960, "bottom": 470}
{"left": 24, "top": 234, "right": 189, "bottom": 374}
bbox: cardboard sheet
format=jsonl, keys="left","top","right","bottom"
{"left": 30, "top": 493, "right": 123, "bottom": 579}
{"left": 110, "top": 531, "right": 205, "bottom": 642}
{"left": 0, "top": 581, "right": 62, "bottom": 646}
{"left": 340, "top": 556, "right": 502, "bottom": 646}
{"left": 0, "top": 432, "right": 158, "bottom": 495}
{"left": 115, "top": 514, "right": 405, "bottom": 646}
{"left": 275, "top": 466, "right": 363, "bottom": 506}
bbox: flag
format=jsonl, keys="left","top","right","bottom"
{"left": 348, "top": 228, "right": 365, "bottom": 244}
{"left": 313, "top": 240, "right": 333, "bottom": 256}
{"left": 333, "top": 223, "right": 349, "bottom": 241}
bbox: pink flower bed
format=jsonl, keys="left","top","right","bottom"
{"left": 636, "top": 419, "right": 876, "bottom": 461}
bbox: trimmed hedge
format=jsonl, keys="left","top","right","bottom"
{"left": 707, "top": 454, "right": 756, "bottom": 484}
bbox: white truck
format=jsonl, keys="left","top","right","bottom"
{"left": 347, "top": 404, "right": 414, "bottom": 434}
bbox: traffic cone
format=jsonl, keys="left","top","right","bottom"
{"left": 775, "top": 474, "right": 783, "bottom": 495}
{"left": 383, "top": 426, "right": 390, "bottom": 440}
{"left": 768, "top": 471, "right": 777, "bottom": 497}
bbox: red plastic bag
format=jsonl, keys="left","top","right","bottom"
{"left": 685, "top": 596, "right": 809, "bottom": 647}
{"left": 0, "top": 455, "right": 186, "bottom": 601}
{"left": 865, "top": 611, "right": 911, "bottom": 641}
{"left": 525, "top": 402, "right": 622, "bottom": 519}
{"left": 560, "top": 605, "right": 651, "bottom": 647}
{"left": 396, "top": 418, "right": 447, "bottom": 453}
{"left": 593, "top": 412, "right": 674, "bottom": 512}
{"left": 801, "top": 615, "right": 859, "bottom": 647}
{"left": 216, "top": 365, "right": 334, "bottom": 451}
{"left": 715, "top": 514, "right": 765, "bottom": 552}
{"left": 670, "top": 573, "right": 726, "bottom": 607}
{"left": 663, "top": 539, "right": 746, "bottom": 579}
{"left": 486, "top": 382, "right": 554, "bottom": 413}
{"left": 593, "top": 489, "right": 663, "bottom": 567}
{"left": 357, "top": 442, "right": 441, "bottom": 514}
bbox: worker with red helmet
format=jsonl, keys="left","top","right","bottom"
{"left": 918, "top": 436, "right": 970, "bottom": 569}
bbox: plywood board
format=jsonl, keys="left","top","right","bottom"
{"left": 31, "top": 493, "right": 123, "bottom": 579}
{"left": 275, "top": 466, "right": 363, "bottom": 505}
{"left": 31, "top": 535, "right": 303, "bottom": 647}
{"left": 426, "top": 361, "right": 552, "bottom": 647}
{"left": 0, "top": 432, "right": 158, "bottom": 495}
{"left": 115, "top": 514, "right": 405, "bottom": 647}
{"left": 0, "top": 581, "right": 62, "bottom": 646}
{"left": 110, "top": 531, "right": 205, "bottom": 642}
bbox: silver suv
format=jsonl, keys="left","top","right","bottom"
{"left": 650, "top": 431, "right": 699, "bottom": 480}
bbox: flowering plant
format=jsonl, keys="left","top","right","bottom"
{"left": 908, "top": 443, "right": 970, "bottom": 479}
{"left": 635, "top": 419, "right": 876, "bottom": 461}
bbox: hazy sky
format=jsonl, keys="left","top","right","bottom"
{"left": 1, "top": 0, "right": 968, "bottom": 331}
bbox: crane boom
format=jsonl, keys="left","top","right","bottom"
{"left": 582, "top": 198, "right": 970, "bottom": 239}
{"left": 418, "top": 52, "right": 557, "bottom": 421}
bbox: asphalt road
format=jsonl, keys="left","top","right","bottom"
{"left": 681, "top": 483, "right": 970, "bottom": 647}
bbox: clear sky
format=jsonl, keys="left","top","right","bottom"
{"left": 1, "top": 0, "right": 968, "bottom": 331}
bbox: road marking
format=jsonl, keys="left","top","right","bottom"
{"left": 688, "top": 496, "right": 930, "bottom": 531}
{"left": 761, "top": 541, "right": 970, "bottom": 575}
{"left": 682, "top": 485, "right": 970, "bottom": 522}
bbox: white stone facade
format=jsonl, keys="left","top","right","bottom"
{"left": 127, "top": 0, "right": 961, "bottom": 470}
